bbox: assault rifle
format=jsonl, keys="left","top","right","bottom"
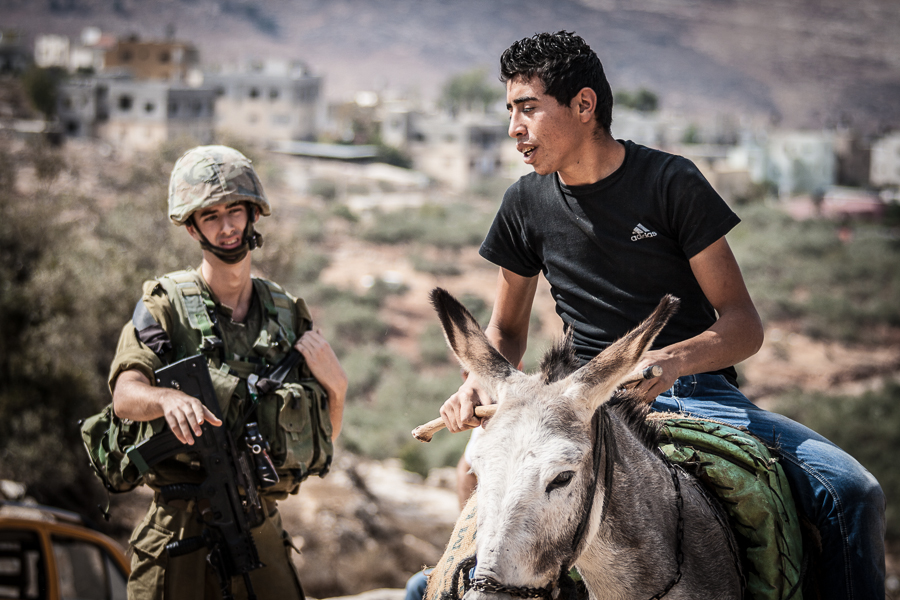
{"left": 126, "top": 355, "right": 273, "bottom": 600}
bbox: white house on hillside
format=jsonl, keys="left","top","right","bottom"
{"left": 765, "top": 131, "right": 835, "bottom": 197}
{"left": 204, "top": 60, "right": 322, "bottom": 143}
{"left": 870, "top": 133, "right": 900, "bottom": 188}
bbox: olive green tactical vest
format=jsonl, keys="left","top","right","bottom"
{"left": 153, "top": 269, "right": 334, "bottom": 495}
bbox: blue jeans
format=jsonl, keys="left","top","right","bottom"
{"left": 651, "top": 374, "right": 885, "bottom": 600}
{"left": 405, "top": 569, "right": 431, "bottom": 600}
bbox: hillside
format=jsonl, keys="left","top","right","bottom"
{"left": 3, "top": 0, "right": 900, "bottom": 132}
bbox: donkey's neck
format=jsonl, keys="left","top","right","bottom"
{"left": 576, "top": 411, "right": 683, "bottom": 598}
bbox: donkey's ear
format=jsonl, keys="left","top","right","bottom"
{"left": 567, "top": 295, "right": 680, "bottom": 409}
{"left": 430, "top": 288, "right": 517, "bottom": 390}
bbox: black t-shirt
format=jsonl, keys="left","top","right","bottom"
{"left": 480, "top": 140, "right": 741, "bottom": 383}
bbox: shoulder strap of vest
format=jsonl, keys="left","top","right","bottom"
{"left": 157, "top": 269, "right": 224, "bottom": 356}
{"left": 252, "top": 276, "right": 298, "bottom": 349}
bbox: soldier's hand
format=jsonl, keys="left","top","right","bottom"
{"left": 294, "top": 329, "right": 348, "bottom": 400}
{"left": 160, "top": 389, "right": 222, "bottom": 445}
{"left": 295, "top": 329, "right": 348, "bottom": 440}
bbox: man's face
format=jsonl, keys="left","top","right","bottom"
{"left": 187, "top": 201, "right": 251, "bottom": 249}
{"left": 506, "top": 76, "right": 585, "bottom": 178}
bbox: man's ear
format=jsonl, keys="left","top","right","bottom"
{"left": 250, "top": 203, "right": 260, "bottom": 223}
{"left": 574, "top": 87, "right": 597, "bottom": 124}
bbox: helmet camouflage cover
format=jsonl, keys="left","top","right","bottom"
{"left": 167, "top": 145, "right": 271, "bottom": 225}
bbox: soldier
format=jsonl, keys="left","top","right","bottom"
{"left": 109, "top": 145, "right": 347, "bottom": 600}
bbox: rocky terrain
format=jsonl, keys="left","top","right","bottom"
{"left": 3, "top": 0, "right": 900, "bottom": 131}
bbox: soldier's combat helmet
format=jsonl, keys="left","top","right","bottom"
{"left": 168, "top": 145, "right": 270, "bottom": 263}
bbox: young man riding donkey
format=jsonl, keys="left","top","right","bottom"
{"left": 438, "top": 31, "right": 885, "bottom": 599}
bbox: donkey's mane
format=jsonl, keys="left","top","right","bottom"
{"left": 538, "top": 328, "right": 581, "bottom": 384}
{"left": 605, "top": 390, "right": 662, "bottom": 451}
{"left": 539, "top": 332, "right": 662, "bottom": 451}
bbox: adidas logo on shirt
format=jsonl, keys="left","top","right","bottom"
{"left": 631, "top": 223, "right": 658, "bottom": 241}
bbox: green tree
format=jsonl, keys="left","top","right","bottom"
{"left": 21, "top": 66, "right": 66, "bottom": 118}
{"left": 439, "top": 68, "right": 503, "bottom": 117}
{"left": 614, "top": 88, "right": 659, "bottom": 113}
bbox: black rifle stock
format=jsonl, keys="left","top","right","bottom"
{"left": 126, "top": 355, "right": 264, "bottom": 600}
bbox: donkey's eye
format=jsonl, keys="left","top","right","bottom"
{"left": 546, "top": 471, "right": 575, "bottom": 493}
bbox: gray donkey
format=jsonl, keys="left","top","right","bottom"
{"left": 430, "top": 288, "right": 743, "bottom": 600}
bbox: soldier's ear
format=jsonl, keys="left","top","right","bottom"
{"left": 185, "top": 216, "right": 201, "bottom": 241}
{"left": 250, "top": 204, "right": 260, "bottom": 223}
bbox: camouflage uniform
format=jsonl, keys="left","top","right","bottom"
{"left": 110, "top": 146, "right": 328, "bottom": 600}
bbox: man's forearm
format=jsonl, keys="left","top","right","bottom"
{"left": 484, "top": 322, "right": 528, "bottom": 370}
{"left": 638, "top": 303, "right": 763, "bottom": 400}
{"left": 112, "top": 370, "right": 167, "bottom": 422}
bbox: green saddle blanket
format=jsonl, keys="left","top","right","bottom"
{"left": 657, "top": 416, "right": 804, "bottom": 600}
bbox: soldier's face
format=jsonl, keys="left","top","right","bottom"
{"left": 187, "top": 201, "right": 251, "bottom": 249}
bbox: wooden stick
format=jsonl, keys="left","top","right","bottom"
{"left": 412, "top": 405, "right": 498, "bottom": 443}
{"left": 620, "top": 365, "right": 663, "bottom": 388}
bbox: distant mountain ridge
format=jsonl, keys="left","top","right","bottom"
{"left": 4, "top": 0, "right": 899, "bottom": 132}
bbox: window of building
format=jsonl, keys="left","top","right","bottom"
{"left": 249, "top": 88, "right": 260, "bottom": 99}
{"left": 145, "top": 102, "right": 155, "bottom": 114}
{"left": 120, "top": 50, "right": 132, "bottom": 62}
{"left": 294, "top": 86, "right": 318, "bottom": 103}
{"left": 118, "top": 95, "right": 133, "bottom": 111}
{"left": 168, "top": 102, "right": 178, "bottom": 117}
{"left": 159, "top": 51, "right": 170, "bottom": 63}
{"left": 269, "top": 88, "right": 279, "bottom": 100}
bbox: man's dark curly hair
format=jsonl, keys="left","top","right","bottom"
{"left": 500, "top": 31, "right": 613, "bottom": 135}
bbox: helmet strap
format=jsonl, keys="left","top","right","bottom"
{"left": 195, "top": 218, "right": 264, "bottom": 264}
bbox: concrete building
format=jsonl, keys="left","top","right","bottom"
{"left": 34, "top": 35, "right": 70, "bottom": 69}
{"left": 58, "top": 76, "right": 215, "bottom": 150}
{"left": 35, "top": 28, "right": 113, "bottom": 74}
{"left": 409, "top": 113, "right": 507, "bottom": 192}
{"left": 205, "top": 60, "right": 322, "bottom": 143}
{"left": 870, "top": 133, "right": 900, "bottom": 188}
{"left": 833, "top": 129, "right": 871, "bottom": 187}
{"left": 57, "top": 77, "right": 110, "bottom": 137}
{"left": 0, "top": 30, "right": 31, "bottom": 75}
{"left": 104, "top": 37, "right": 199, "bottom": 81}
{"left": 765, "top": 131, "right": 836, "bottom": 197}
{"left": 103, "top": 80, "right": 215, "bottom": 150}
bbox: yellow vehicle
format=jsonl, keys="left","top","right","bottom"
{"left": 0, "top": 501, "right": 129, "bottom": 600}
